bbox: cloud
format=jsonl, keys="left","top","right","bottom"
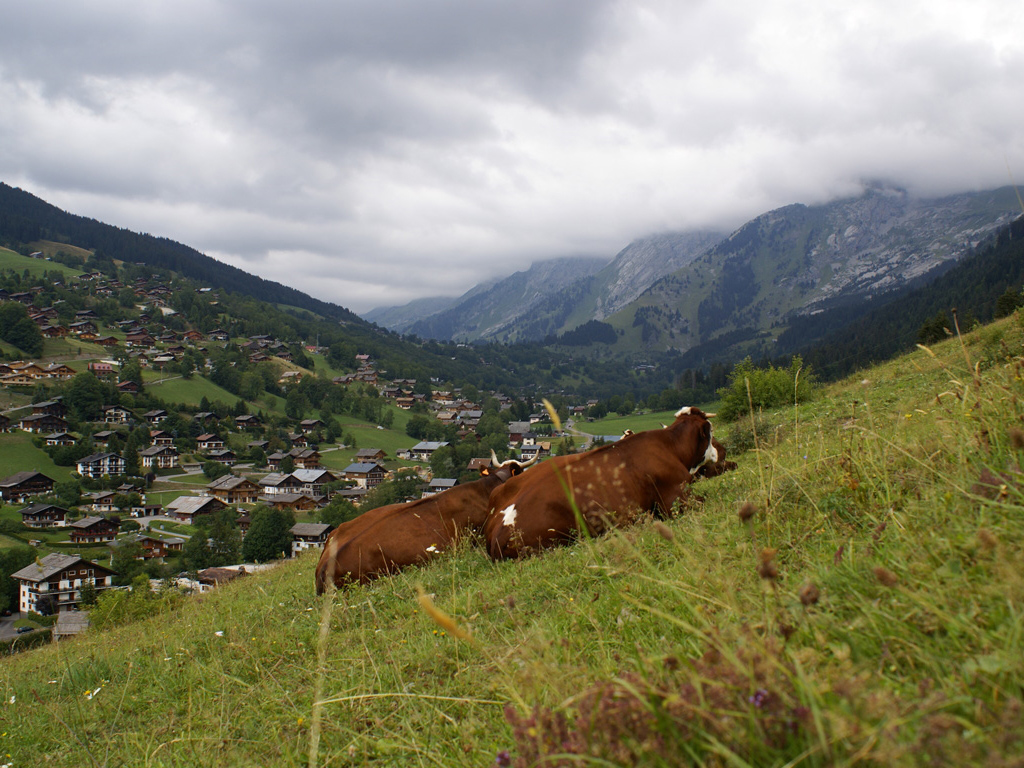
{"left": 1, "top": 0, "right": 1023, "bottom": 314}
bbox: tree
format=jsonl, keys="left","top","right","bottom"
{"left": 278, "top": 455, "right": 295, "bottom": 474}
{"left": 79, "top": 579, "right": 98, "bottom": 607}
{"left": 995, "top": 287, "right": 1023, "bottom": 318}
{"left": 241, "top": 506, "right": 295, "bottom": 562}
{"left": 203, "top": 461, "right": 232, "bottom": 481}
{"left": 111, "top": 541, "right": 146, "bottom": 585}
{"left": 0, "top": 302, "right": 43, "bottom": 356}
{"left": 0, "top": 547, "right": 35, "bottom": 613}
{"left": 318, "top": 497, "right": 359, "bottom": 527}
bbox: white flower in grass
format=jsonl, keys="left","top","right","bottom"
{"left": 426, "top": 544, "right": 439, "bottom": 554}
{"left": 214, "top": 630, "right": 224, "bottom": 637}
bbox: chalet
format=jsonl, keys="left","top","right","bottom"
{"left": 266, "top": 451, "right": 287, "bottom": 470}
{"left": 85, "top": 490, "right": 118, "bottom": 513}
{"left": 519, "top": 443, "right": 550, "bottom": 462}
{"left": 45, "top": 432, "right": 76, "bottom": 446}
{"left": 117, "top": 380, "right": 140, "bottom": 394}
{"left": 0, "top": 414, "right": 10, "bottom": 432}
{"left": 290, "top": 523, "right": 333, "bottom": 557}
{"left": 0, "top": 370, "right": 36, "bottom": 386}
{"left": 299, "top": 418, "right": 324, "bottom": 434}
{"left": 111, "top": 532, "right": 184, "bottom": 560}
{"left": 259, "top": 472, "right": 303, "bottom": 495}
{"left": 247, "top": 439, "right": 269, "bottom": 451}
{"left": 131, "top": 504, "right": 164, "bottom": 518}
{"left": 11, "top": 554, "right": 117, "bottom": 614}
{"left": 507, "top": 422, "right": 533, "bottom": 444}
{"left": 144, "top": 409, "right": 168, "bottom": 424}
{"left": 95, "top": 336, "right": 120, "bottom": 348}
{"left": 290, "top": 468, "right": 338, "bottom": 497}
{"left": 41, "top": 325, "right": 70, "bottom": 338}
{"left": 43, "top": 363, "right": 76, "bottom": 379}
{"left": 355, "top": 448, "right": 388, "bottom": 463}
{"left": 289, "top": 448, "right": 321, "bottom": 469}
{"left": 69, "top": 515, "right": 120, "bottom": 543}
{"left": 102, "top": 405, "right": 133, "bottom": 424}
{"left": 19, "top": 413, "right": 69, "bottom": 433}
{"left": 394, "top": 397, "right": 415, "bottom": 410}
{"left": 125, "top": 331, "right": 156, "bottom": 347}
{"left": 88, "top": 362, "right": 115, "bottom": 377}
{"left": 140, "top": 444, "right": 180, "bottom": 469}
{"left": 92, "top": 430, "right": 118, "bottom": 445}
{"left": 206, "top": 475, "right": 261, "bottom": 504}
{"left": 341, "top": 462, "right": 387, "bottom": 488}
{"left": 18, "top": 503, "right": 71, "bottom": 529}
{"left": 165, "top": 495, "right": 226, "bottom": 523}
{"left": 197, "top": 434, "right": 225, "bottom": 451}
{"left": 425, "top": 478, "right": 458, "bottom": 496}
{"left": 0, "top": 471, "right": 55, "bottom": 502}
{"left": 205, "top": 449, "right": 237, "bottom": 466}
{"left": 75, "top": 309, "right": 98, "bottom": 319}
{"left": 69, "top": 320, "right": 98, "bottom": 335}
{"left": 150, "top": 430, "right": 175, "bottom": 446}
{"left": 208, "top": 329, "right": 230, "bottom": 341}
{"left": 289, "top": 432, "right": 310, "bottom": 448}
{"left": 193, "top": 412, "right": 218, "bottom": 426}
{"left": 409, "top": 441, "right": 449, "bottom": 462}
{"left": 259, "top": 492, "right": 320, "bottom": 512}
{"left": 182, "top": 330, "right": 205, "bottom": 343}
{"left": 76, "top": 452, "right": 127, "bottom": 478}
{"left": 235, "top": 414, "right": 262, "bottom": 430}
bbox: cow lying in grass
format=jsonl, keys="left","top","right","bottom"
{"left": 314, "top": 456, "right": 532, "bottom": 592}
{"left": 483, "top": 407, "right": 720, "bottom": 560}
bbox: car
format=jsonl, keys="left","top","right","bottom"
{"left": 15, "top": 626, "right": 33, "bottom": 634}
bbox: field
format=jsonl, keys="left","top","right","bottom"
{"left": 0, "top": 247, "right": 85, "bottom": 279}
{"left": 0, "top": 432, "right": 77, "bottom": 483}
{"left": 3, "top": 314, "right": 1024, "bottom": 766}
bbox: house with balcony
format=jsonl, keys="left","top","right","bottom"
{"left": 140, "top": 444, "right": 180, "bottom": 469}
{"left": 76, "top": 452, "right": 127, "bottom": 478}
{"left": 290, "top": 523, "right": 333, "bottom": 557}
{"left": 69, "top": 515, "right": 120, "bottom": 543}
{"left": 18, "top": 503, "right": 71, "bottom": 529}
{"left": 11, "top": 553, "right": 117, "bottom": 614}
{"left": 207, "top": 475, "right": 261, "bottom": 504}
{"left": 0, "top": 470, "right": 55, "bottom": 502}
{"left": 341, "top": 462, "right": 387, "bottom": 488}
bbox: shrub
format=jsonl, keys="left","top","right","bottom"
{"left": 717, "top": 356, "right": 815, "bottom": 421}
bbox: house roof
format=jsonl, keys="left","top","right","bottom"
{"left": 290, "top": 469, "right": 336, "bottom": 483}
{"left": 410, "top": 441, "right": 449, "bottom": 451}
{"left": 140, "top": 445, "right": 178, "bottom": 456}
{"left": 207, "top": 475, "right": 257, "bottom": 490}
{"left": 12, "top": 553, "right": 112, "bottom": 583}
{"left": 71, "top": 515, "right": 114, "bottom": 529}
{"left": 18, "top": 503, "right": 70, "bottom": 517}
{"left": 0, "top": 470, "right": 54, "bottom": 487}
{"left": 343, "top": 462, "right": 384, "bottom": 474}
{"left": 165, "top": 496, "right": 225, "bottom": 516}
{"left": 78, "top": 452, "right": 122, "bottom": 464}
{"left": 290, "top": 522, "right": 332, "bottom": 538}
{"left": 259, "top": 472, "right": 298, "bottom": 487}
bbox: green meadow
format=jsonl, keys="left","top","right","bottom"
{"left": 2, "top": 314, "right": 1024, "bottom": 766}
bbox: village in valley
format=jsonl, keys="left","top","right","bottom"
{"left": 0, "top": 253, "right": 596, "bottom": 644}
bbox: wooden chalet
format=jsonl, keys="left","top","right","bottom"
{"left": 18, "top": 503, "right": 71, "bottom": 529}
{"left": 140, "top": 444, "right": 180, "bottom": 469}
{"left": 341, "top": 462, "right": 387, "bottom": 488}
{"left": 206, "top": 475, "right": 261, "bottom": 504}
{"left": 165, "top": 495, "right": 226, "bottom": 523}
{"left": 0, "top": 471, "right": 55, "bottom": 502}
{"left": 69, "top": 515, "right": 120, "bottom": 543}
{"left": 290, "top": 523, "right": 333, "bottom": 557}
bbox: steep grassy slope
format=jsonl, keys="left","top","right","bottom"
{"left": 4, "top": 314, "right": 1024, "bottom": 766}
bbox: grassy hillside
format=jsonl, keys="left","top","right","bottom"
{"left": 0, "top": 246, "right": 85, "bottom": 279}
{"left": 4, "top": 314, "right": 1024, "bottom": 766}
{"left": 0, "top": 432, "right": 76, "bottom": 482}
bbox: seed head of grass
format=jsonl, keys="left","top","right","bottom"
{"left": 738, "top": 501, "right": 757, "bottom": 523}
{"left": 872, "top": 567, "right": 899, "bottom": 588}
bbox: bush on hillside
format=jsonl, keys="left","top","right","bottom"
{"left": 717, "top": 356, "right": 815, "bottom": 422}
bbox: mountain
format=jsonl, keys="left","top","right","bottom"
{"left": 403, "top": 256, "right": 611, "bottom": 342}
{"left": 0, "top": 182, "right": 363, "bottom": 324}
{"left": 386, "top": 230, "right": 723, "bottom": 343}
{"left": 361, "top": 295, "right": 468, "bottom": 333}
{"left": 603, "top": 185, "right": 1022, "bottom": 362}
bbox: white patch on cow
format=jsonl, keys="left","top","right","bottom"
{"left": 675, "top": 406, "right": 693, "bottom": 417}
{"left": 499, "top": 503, "right": 518, "bottom": 528}
{"left": 690, "top": 427, "right": 719, "bottom": 474}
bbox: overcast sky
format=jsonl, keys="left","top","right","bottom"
{"left": 2, "top": 1, "right": 1022, "bottom": 314}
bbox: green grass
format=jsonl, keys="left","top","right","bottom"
{"left": 3, "top": 314, "right": 1024, "bottom": 765}
{"left": 145, "top": 375, "right": 243, "bottom": 409}
{"left": 0, "top": 247, "right": 85, "bottom": 279}
{"left": 0, "top": 432, "right": 76, "bottom": 482}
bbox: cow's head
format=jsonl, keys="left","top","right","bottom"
{"left": 486, "top": 451, "right": 539, "bottom": 481}
{"left": 673, "top": 406, "right": 718, "bottom": 474}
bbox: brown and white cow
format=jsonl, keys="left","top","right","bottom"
{"left": 314, "top": 457, "right": 532, "bottom": 592}
{"left": 483, "top": 406, "right": 718, "bottom": 560}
